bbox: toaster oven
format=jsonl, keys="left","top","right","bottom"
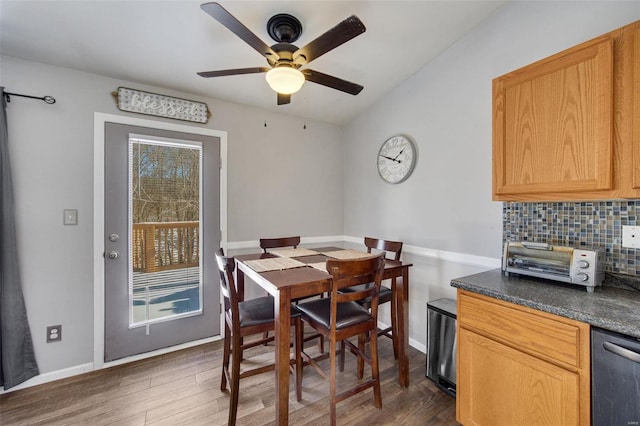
{"left": 502, "top": 241, "right": 604, "bottom": 292}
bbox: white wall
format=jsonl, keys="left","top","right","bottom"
{"left": 343, "top": 1, "right": 640, "bottom": 347}
{"left": 1, "top": 56, "right": 344, "bottom": 377}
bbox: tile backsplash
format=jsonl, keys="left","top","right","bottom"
{"left": 503, "top": 201, "right": 640, "bottom": 275}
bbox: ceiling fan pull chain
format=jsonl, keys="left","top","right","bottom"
{"left": 303, "top": 92, "right": 307, "bottom": 130}
{"left": 263, "top": 81, "right": 268, "bottom": 127}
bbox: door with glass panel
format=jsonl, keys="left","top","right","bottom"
{"left": 104, "top": 122, "right": 220, "bottom": 362}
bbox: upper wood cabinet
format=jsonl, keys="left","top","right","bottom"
{"left": 493, "top": 20, "right": 640, "bottom": 201}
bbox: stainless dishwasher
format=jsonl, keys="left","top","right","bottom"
{"left": 591, "top": 327, "right": 640, "bottom": 425}
{"left": 426, "top": 298, "right": 457, "bottom": 397}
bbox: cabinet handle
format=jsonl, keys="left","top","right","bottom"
{"left": 603, "top": 341, "right": 640, "bottom": 364}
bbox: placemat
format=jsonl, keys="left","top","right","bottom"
{"left": 268, "top": 247, "right": 319, "bottom": 258}
{"left": 322, "top": 249, "right": 373, "bottom": 260}
{"left": 244, "top": 257, "right": 307, "bottom": 273}
{"left": 308, "top": 262, "right": 328, "bottom": 272}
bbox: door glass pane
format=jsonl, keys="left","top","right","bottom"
{"left": 128, "top": 135, "right": 203, "bottom": 327}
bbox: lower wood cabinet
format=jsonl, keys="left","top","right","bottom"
{"left": 456, "top": 290, "right": 590, "bottom": 426}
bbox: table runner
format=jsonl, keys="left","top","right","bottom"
{"left": 268, "top": 247, "right": 319, "bottom": 258}
{"left": 322, "top": 249, "right": 373, "bottom": 260}
{"left": 244, "top": 257, "right": 307, "bottom": 273}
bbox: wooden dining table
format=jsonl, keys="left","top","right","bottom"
{"left": 234, "top": 246, "right": 412, "bottom": 426}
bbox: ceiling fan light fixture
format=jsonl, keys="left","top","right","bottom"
{"left": 265, "top": 66, "right": 305, "bottom": 95}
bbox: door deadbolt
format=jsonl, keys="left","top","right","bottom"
{"left": 108, "top": 234, "right": 119, "bottom": 242}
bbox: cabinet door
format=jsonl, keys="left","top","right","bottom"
{"left": 493, "top": 37, "right": 614, "bottom": 199}
{"left": 632, "top": 25, "right": 640, "bottom": 189}
{"left": 457, "top": 328, "right": 580, "bottom": 426}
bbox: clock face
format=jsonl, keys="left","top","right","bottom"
{"left": 377, "top": 135, "right": 416, "bottom": 184}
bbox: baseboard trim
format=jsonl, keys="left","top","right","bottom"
{"left": 377, "top": 319, "right": 427, "bottom": 354}
{"left": 0, "top": 362, "right": 93, "bottom": 394}
{"left": 1, "top": 336, "right": 221, "bottom": 394}
{"left": 103, "top": 336, "right": 221, "bottom": 369}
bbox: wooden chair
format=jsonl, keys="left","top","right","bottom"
{"left": 259, "top": 235, "right": 301, "bottom": 253}
{"left": 259, "top": 235, "right": 324, "bottom": 352}
{"left": 215, "top": 249, "right": 303, "bottom": 426}
{"left": 340, "top": 237, "right": 403, "bottom": 359}
{"left": 297, "top": 254, "right": 385, "bottom": 426}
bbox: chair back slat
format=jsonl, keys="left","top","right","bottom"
{"left": 215, "top": 248, "right": 239, "bottom": 323}
{"left": 259, "top": 236, "right": 301, "bottom": 253}
{"left": 326, "top": 254, "right": 385, "bottom": 329}
{"left": 334, "top": 287, "right": 374, "bottom": 304}
{"left": 364, "top": 236, "right": 403, "bottom": 261}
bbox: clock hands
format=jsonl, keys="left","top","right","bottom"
{"left": 379, "top": 154, "right": 401, "bottom": 164}
{"left": 392, "top": 149, "right": 404, "bottom": 161}
{"left": 380, "top": 155, "right": 401, "bottom": 163}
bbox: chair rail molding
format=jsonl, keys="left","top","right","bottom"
{"left": 228, "top": 235, "right": 500, "bottom": 269}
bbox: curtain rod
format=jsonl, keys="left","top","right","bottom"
{"left": 3, "top": 91, "right": 56, "bottom": 104}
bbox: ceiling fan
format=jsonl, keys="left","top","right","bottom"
{"left": 197, "top": 2, "right": 366, "bottom": 105}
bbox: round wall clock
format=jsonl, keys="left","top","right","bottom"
{"left": 377, "top": 135, "right": 417, "bottom": 184}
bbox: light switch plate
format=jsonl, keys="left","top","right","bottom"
{"left": 63, "top": 209, "right": 78, "bottom": 225}
{"left": 622, "top": 225, "right": 640, "bottom": 248}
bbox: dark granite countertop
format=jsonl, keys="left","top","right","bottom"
{"left": 451, "top": 268, "right": 640, "bottom": 340}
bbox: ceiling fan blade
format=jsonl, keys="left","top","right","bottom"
{"left": 198, "top": 67, "right": 270, "bottom": 78}
{"left": 201, "top": 2, "right": 278, "bottom": 60}
{"left": 277, "top": 93, "right": 291, "bottom": 105}
{"left": 293, "top": 15, "right": 365, "bottom": 65}
{"left": 302, "top": 69, "right": 363, "bottom": 95}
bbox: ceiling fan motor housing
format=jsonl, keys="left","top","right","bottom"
{"left": 267, "top": 43, "right": 300, "bottom": 67}
{"left": 267, "top": 14, "right": 303, "bottom": 43}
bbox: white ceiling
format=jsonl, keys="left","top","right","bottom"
{"left": 0, "top": 0, "right": 507, "bottom": 125}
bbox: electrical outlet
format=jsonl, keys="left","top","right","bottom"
{"left": 622, "top": 225, "right": 640, "bottom": 248}
{"left": 63, "top": 209, "right": 78, "bottom": 225}
{"left": 46, "top": 325, "right": 62, "bottom": 343}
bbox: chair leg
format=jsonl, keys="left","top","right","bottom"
{"left": 329, "top": 337, "right": 338, "bottom": 426}
{"left": 229, "top": 333, "right": 242, "bottom": 426}
{"left": 370, "top": 329, "right": 382, "bottom": 409}
{"left": 221, "top": 322, "right": 231, "bottom": 391}
{"left": 318, "top": 295, "right": 325, "bottom": 354}
{"left": 357, "top": 333, "right": 365, "bottom": 380}
{"left": 294, "top": 317, "right": 303, "bottom": 402}
{"left": 339, "top": 340, "right": 345, "bottom": 372}
{"left": 390, "top": 293, "right": 398, "bottom": 360}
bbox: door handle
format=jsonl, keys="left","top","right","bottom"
{"left": 603, "top": 341, "right": 640, "bottom": 364}
{"left": 108, "top": 250, "right": 119, "bottom": 260}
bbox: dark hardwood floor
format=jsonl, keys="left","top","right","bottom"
{"left": 0, "top": 336, "right": 457, "bottom": 425}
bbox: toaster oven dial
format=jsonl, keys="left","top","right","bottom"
{"left": 577, "top": 260, "right": 590, "bottom": 269}
{"left": 576, "top": 272, "right": 589, "bottom": 282}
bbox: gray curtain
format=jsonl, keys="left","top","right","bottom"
{"left": 0, "top": 87, "right": 39, "bottom": 390}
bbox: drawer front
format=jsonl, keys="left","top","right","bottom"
{"left": 458, "top": 291, "right": 587, "bottom": 369}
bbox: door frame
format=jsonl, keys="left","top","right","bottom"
{"left": 93, "top": 112, "right": 227, "bottom": 370}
